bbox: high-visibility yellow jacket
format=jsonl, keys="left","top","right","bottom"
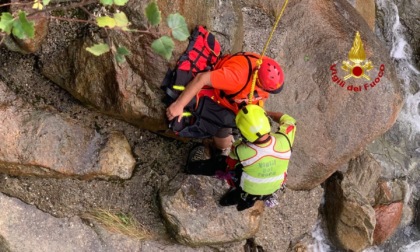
{"left": 229, "top": 114, "right": 296, "bottom": 195}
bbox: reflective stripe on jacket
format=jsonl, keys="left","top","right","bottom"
{"left": 230, "top": 114, "right": 296, "bottom": 195}
{"left": 238, "top": 136, "right": 290, "bottom": 195}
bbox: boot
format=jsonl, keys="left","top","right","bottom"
{"left": 185, "top": 159, "right": 217, "bottom": 176}
{"left": 219, "top": 188, "right": 241, "bottom": 206}
{"left": 237, "top": 198, "right": 255, "bottom": 211}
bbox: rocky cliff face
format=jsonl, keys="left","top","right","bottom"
{"left": 36, "top": 0, "right": 403, "bottom": 190}
{"left": 0, "top": 0, "right": 415, "bottom": 251}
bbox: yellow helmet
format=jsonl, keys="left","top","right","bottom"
{"left": 236, "top": 105, "right": 270, "bottom": 142}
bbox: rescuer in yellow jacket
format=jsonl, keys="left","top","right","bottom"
{"left": 186, "top": 104, "right": 296, "bottom": 211}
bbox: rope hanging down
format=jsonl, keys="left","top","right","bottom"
{"left": 248, "top": 0, "right": 289, "bottom": 104}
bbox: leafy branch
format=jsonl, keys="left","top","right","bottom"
{"left": 0, "top": 0, "right": 189, "bottom": 62}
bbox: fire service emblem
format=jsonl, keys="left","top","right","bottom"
{"left": 330, "top": 31, "right": 385, "bottom": 92}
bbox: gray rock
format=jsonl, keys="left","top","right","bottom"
{"left": 375, "top": 179, "right": 408, "bottom": 205}
{"left": 0, "top": 81, "right": 135, "bottom": 179}
{"left": 345, "top": 151, "right": 382, "bottom": 201}
{"left": 0, "top": 192, "right": 211, "bottom": 252}
{"left": 324, "top": 172, "right": 376, "bottom": 252}
{"left": 159, "top": 174, "right": 323, "bottom": 250}
{"left": 324, "top": 151, "right": 382, "bottom": 251}
{"left": 256, "top": 186, "right": 324, "bottom": 252}
{"left": 0, "top": 192, "right": 105, "bottom": 252}
{"left": 159, "top": 175, "right": 264, "bottom": 246}
{"left": 346, "top": 0, "right": 376, "bottom": 30}
{"left": 98, "top": 131, "right": 136, "bottom": 179}
{"left": 261, "top": 0, "right": 402, "bottom": 190}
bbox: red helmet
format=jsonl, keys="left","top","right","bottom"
{"left": 257, "top": 58, "right": 284, "bottom": 94}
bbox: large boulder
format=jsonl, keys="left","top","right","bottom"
{"left": 159, "top": 174, "right": 323, "bottom": 249}
{"left": 324, "top": 151, "right": 409, "bottom": 250}
{"left": 324, "top": 151, "right": 381, "bottom": 251}
{"left": 255, "top": 185, "right": 323, "bottom": 252}
{"left": 39, "top": 0, "right": 244, "bottom": 134}
{"left": 159, "top": 175, "right": 263, "bottom": 246}
{"left": 262, "top": 0, "right": 402, "bottom": 189}
{"left": 0, "top": 192, "right": 139, "bottom": 252}
{"left": 0, "top": 81, "right": 135, "bottom": 179}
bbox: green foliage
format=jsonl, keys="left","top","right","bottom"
{"left": 151, "top": 36, "right": 174, "bottom": 60}
{"left": 114, "top": 0, "right": 129, "bottom": 6}
{"left": 116, "top": 46, "right": 130, "bottom": 63}
{"left": 148, "top": 4, "right": 190, "bottom": 60}
{"left": 86, "top": 43, "right": 110, "bottom": 56}
{"left": 13, "top": 11, "right": 35, "bottom": 39}
{"left": 0, "top": 13, "right": 14, "bottom": 34}
{"left": 33, "top": 1, "right": 43, "bottom": 10}
{"left": 96, "top": 16, "right": 116, "bottom": 28}
{"left": 145, "top": 1, "right": 161, "bottom": 26}
{"left": 0, "top": 11, "right": 35, "bottom": 39}
{"left": 32, "top": 0, "right": 51, "bottom": 10}
{"left": 100, "top": 0, "right": 128, "bottom": 6}
{"left": 0, "top": 0, "right": 189, "bottom": 61}
{"left": 96, "top": 12, "right": 129, "bottom": 30}
{"left": 167, "top": 13, "right": 189, "bottom": 41}
{"left": 99, "top": 0, "right": 114, "bottom": 5}
{"left": 114, "top": 12, "right": 129, "bottom": 30}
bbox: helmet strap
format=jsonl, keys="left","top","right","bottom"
{"left": 254, "top": 134, "right": 271, "bottom": 144}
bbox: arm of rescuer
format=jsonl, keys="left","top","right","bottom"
{"left": 266, "top": 110, "right": 297, "bottom": 146}
{"left": 166, "top": 72, "right": 212, "bottom": 122}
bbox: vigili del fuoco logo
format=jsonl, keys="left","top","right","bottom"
{"left": 330, "top": 31, "right": 385, "bottom": 92}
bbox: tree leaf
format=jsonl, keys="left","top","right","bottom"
{"left": 12, "top": 11, "right": 35, "bottom": 39}
{"left": 167, "top": 13, "right": 189, "bottom": 41}
{"left": 114, "top": 0, "right": 129, "bottom": 6}
{"left": 145, "top": 1, "right": 161, "bottom": 26}
{"left": 115, "top": 46, "right": 130, "bottom": 63}
{"left": 32, "top": 1, "right": 44, "bottom": 10}
{"left": 114, "top": 12, "right": 129, "bottom": 28}
{"left": 99, "top": 0, "right": 113, "bottom": 5}
{"left": 96, "top": 16, "right": 116, "bottom": 28}
{"left": 86, "top": 43, "right": 110, "bottom": 56}
{"left": 42, "top": 0, "right": 51, "bottom": 5}
{"left": 115, "top": 54, "right": 125, "bottom": 63}
{"left": 117, "top": 46, "right": 130, "bottom": 56}
{"left": 0, "top": 12, "right": 14, "bottom": 34}
{"left": 151, "top": 36, "right": 174, "bottom": 60}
